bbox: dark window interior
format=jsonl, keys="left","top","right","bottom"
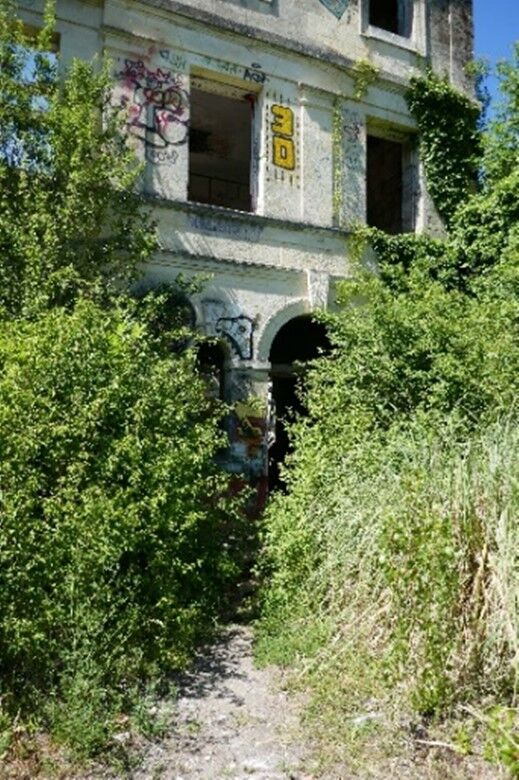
{"left": 369, "top": 0, "right": 401, "bottom": 35}
{"left": 367, "top": 135, "right": 403, "bottom": 234}
{"left": 188, "top": 87, "right": 252, "bottom": 212}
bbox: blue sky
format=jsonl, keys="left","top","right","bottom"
{"left": 474, "top": 0, "right": 519, "bottom": 109}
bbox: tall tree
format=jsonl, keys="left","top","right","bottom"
{"left": 0, "top": 0, "right": 156, "bottom": 317}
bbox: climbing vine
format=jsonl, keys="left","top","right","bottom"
{"left": 407, "top": 72, "right": 481, "bottom": 227}
{"left": 350, "top": 72, "right": 494, "bottom": 287}
{"left": 352, "top": 58, "right": 379, "bottom": 101}
{"left": 258, "top": 51, "right": 519, "bottom": 779}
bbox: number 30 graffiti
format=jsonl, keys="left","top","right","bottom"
{"left": 271, "top": 104, "right": 296, "bottom": 171}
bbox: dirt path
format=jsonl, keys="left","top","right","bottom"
{"left": 133, "top": 625, "right": 312, "bottom": 780}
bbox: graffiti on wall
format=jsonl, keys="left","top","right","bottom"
{"left": 201, "top": 299, "right": 255, "bottom": 361}
{"left": 271, "top": 104, "right": 296, "bottom": 171}
{"left": 190, "top": 213, "right": 264, "bottom": 242}
{"left": 317, "top": 0, "right": 349, "bottom": 19}
{"left": 342, "top": 109, "right": 364, "bottom": 178}
{"left": 117, "top": 57, "right": 189, "bottom": 165}
{"left": 216, "top": 315, "right": 255, "bottom": 361}
{"left": 340, "top": 108, "right": 365, "bottom": 224}
{"left": 244, "top": 63, "right": 268, "bottom": 85}
{"left": 158, "top": 49, "right": 188, "bottom": 72}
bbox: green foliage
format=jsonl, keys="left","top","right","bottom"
{"left": 483, "top": 43, "right": 519, "bottom": 184}
{"left": 482, "top": 707, "right": 519, "bottom": 775}
{"left": 0, "top": 300, "right": 242, "bottom": 753}
{"left": 257, "top": 54, "right": 519, "bottom": 777}
{"left": 362, "top": 66, "right": 518, "bottom": 286}
{"left": 351, "top": 59, "right": 379, "bottom": 101}
{"left": 0, "top": 3, "right": 246, "bottom": 762}
{"left": 407, "top": 72, "right": 481, "bottom": 226}
{"left": 257, "top": 416, "right": 519, "bottom": 773}
{"left": 0, "top": 0, "right": 156, "bottom": 316}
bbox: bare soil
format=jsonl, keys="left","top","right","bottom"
{"left": 132, "top": 624, "right": 312, "bottom": 780}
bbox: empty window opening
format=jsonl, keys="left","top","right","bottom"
{"left": 367, "top": 134, "right": 405, "bottom": 234}
{"left": 369, "top": 0, "right": 411, "bottom": 36}
{"left": 269, "top": 316, "right": 330, "bottom": 491}
{"left": 188, "top": 82, "right": 253, "bottom": 212}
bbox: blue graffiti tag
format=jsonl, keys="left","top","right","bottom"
{"left": 318, "top": 0, "right": 349, "bottom": 19}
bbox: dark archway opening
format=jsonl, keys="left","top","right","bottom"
{"left": 268, "top": 315, "right": 330, "bottom": 491}
{"left": 197, "top": 340, "right": 227, "bottom": 400}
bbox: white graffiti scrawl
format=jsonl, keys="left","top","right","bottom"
{"left": 117, "top": 58, "right": 189, "bottom": 165}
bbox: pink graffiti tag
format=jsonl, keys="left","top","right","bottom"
{"left": 117, "top": 58, "right": 189, "bottom": 164}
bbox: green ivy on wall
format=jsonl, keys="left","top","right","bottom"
{"left": 352, "top": 59, "right": 379, "bottom": 101}
{"left": 407, "top": 72, "right": 481, "bottom": 227}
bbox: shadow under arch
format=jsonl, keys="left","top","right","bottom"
{"left": 196, "top": 338, "right": 231, "bottom": 401}
{"left": 268, "top": 314, "right": 330, "bottom": 491}
{"left": 256, "top": 299, "right": 310, "bottom": 364}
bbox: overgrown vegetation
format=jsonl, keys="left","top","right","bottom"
{"left": 0, "top": 2, "right": 243, "bottom": 766}
{"left": 407, "top": 71, "right": 481, "bottom": 227}
{"left": 257, "top": 47, "right": 519, "bottom": 778}
{"left": 351, "top": 58, "right": 379, "bottom": 101}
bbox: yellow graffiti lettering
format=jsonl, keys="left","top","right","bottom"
{"left": 273, "top": 136, "right": 295, "bottom": 170}
{"left": 271, "top": 104, "right": 296, "bottom": 171}
{"left": 271, "top": 104, "right": 294, "bottom": 137}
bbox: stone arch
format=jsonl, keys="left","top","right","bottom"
{"left": 256, "top": 298, "right": 310, "bottom": 364}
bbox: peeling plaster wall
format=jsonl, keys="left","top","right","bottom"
{"left": 19, "top": 0, "right": 473, "bottom": 481}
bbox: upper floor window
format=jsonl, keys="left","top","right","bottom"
{"left": 366, "top": 131, "right": 416, "bottom": 234}
{"left": 369, "top": 0, "right": 412, "bottom": 38}
{"left": 188, "top": 76, "right": 254, "bottom": 212}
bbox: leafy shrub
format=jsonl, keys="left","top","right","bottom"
{"left": 0, "top": 3, "right": 248, "bottom": 762}
{"left": 256, "top": 248, "right": 519, "bottom": 771}
{"left": 0, "top": 299, "right": 242, "bottom": 752}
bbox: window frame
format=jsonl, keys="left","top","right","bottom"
{"left": 365, "top": 123, "right": 418, "bottom": 235}
{"left": 187, "top": 71, "right": 260, "bottom": 214}
{"left": 360, "top": 0, "right": 426, "bottom": 55}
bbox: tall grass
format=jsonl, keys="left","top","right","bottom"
{"left": 257, "top": 417, "right": 519, "bottom": 771}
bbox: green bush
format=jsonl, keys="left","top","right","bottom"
{"left": 0, "top": 4, "right": 249, "bottom": 762}
{"left": 256, "top": 250, "right": 519, "bottom": 771}
{"left": 0, "top": 299, "right": 242, "bottom": 752}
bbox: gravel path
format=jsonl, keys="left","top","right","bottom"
{"left": 133, "top": 625, "right": 312, "bottom": 780}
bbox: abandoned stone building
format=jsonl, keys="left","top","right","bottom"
{"left": 20, "top": 0, "right": 473, "bottom": 492}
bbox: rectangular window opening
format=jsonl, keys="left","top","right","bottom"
{"left": 188, "top": 80, "right": 253, "bottom": 212}
{"left": 369, "top": 0, "right": 411, "bottom": 37}
{"left": 366, "top": 135, "right": 416, "bottom": 234}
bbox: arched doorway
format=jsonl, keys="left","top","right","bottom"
{"left": 268, "top": 315, "right": 330, "bottom": 490}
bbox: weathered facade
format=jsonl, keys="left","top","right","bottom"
{"left": 20, "top": 0, "right": 474, "bottom": 489}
